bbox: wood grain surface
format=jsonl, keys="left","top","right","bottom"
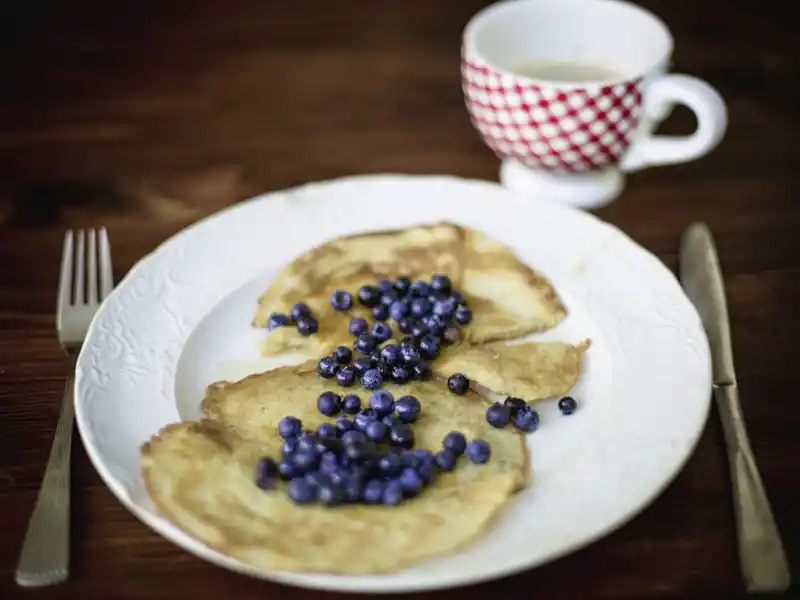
{"left": 0, "top": 0, "right": 798, "bottom": 598}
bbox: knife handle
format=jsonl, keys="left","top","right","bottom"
{"left": 714, "top": 384, "right": 791, "bottom": 593}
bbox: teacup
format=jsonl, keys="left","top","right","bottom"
{"left": 462, "top": 0, "right": 727, "bottom": 209}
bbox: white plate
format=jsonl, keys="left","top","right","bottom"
{"left": 75, "top": 174, "right": 711, "bottom": 593}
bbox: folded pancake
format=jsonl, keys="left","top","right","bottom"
{"left": 141, "top": 364, "right": 528, "bottom": 575}
{"left": 252, "top": 222, "right": 566, "bottom": 358}
{"left": 434, "top": 340, "right": 590, "bottom": 403}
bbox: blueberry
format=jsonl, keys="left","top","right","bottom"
{"left": 330, "top": 290, "right": 353, "bottom": 311}
{"left": 355, "top": 334, "right": 378, "bottom": 355}
{"left": 388, "top": 300, "right": 407, "bottom": 322}
{"left": 333, "top": 345, "right": 352, "bottom": 364}
{"left": 380, "top": 290, "right": 399, "bottom": 307}
{"left": 382, "top": 414, "right": 402, "bottom": 429}
{"left": 335, "top": 416, "right": 354, "bottom": 436}
{"left": 317, "top": 484, "right": 344, "bottom": 506}
{"left": 379, "top": 343, "right": 400, "bottom": 366}
{"left": 410, "top": 321, "right": 427, "bottom": 337}
{"left": 400, "top": 345, "right": 421, "bottom": 365}
{"left": 409, "top": 281, "right": 429, "bottom": 297}
{"left": 371, "top": 304, "right": 389, "bottom": 321}
{"left": 296, "top": 436, "right": 316, "bottom": 454}
{"left": 287, "top": 477, "right": 316, "bottom": 504}
{"left": 281, "top": 438, "right": 298, "bottom": 458}
{"left": 454, "top": 305, "right": 472, "bottom": 325}
{"left": 336, "top": 366, "right": 356, "bottom": 387}
{"left": 486, "top": 403, "right": 512, "bottom": 428}
{"left": 391, "top": 365, "right": 411, "bottom": 383}
{"left": 290, "top": 302, "right": 312, "bottom": 322}
{"left": 354, "top": 409, "right": 377, "bottom": 432}
{"left": 382, "top": 480, "right": 404, "bottom": 506}
{"left": 317, "top": 391, "right": 342, "bottom": 416}
{"left": 394, "top": 276, "right": 411, "bottom": 295}
{"left": 433, "top": 299, "right": 456, "bottom": 320}
{"left": 558, "top": 396, "right": 578, "bottom": 415}
{"left": 315, "top": 436, "right": 343, "bottom": 456}
{"left": 394, "top": 395, "right": 421, "bottom": 423}
{"left": 345, "top": 441, "right": 369, "bottom": 464}
{"left": 342, "top": 394, "right": 362, "bottom": 414}
{"left": 466, "top": 440, "right": 491, "bottom": 464}
{"left": 365, "top": 420, "right": 387, "bottom": 443}
{"left": 362, "top": 479, "right": 385, "bottom": 504}
{"left": 376, "top": 279, "right": 394, "bottom": 293}
{"left": 412, "top": 361, "right": 432, "bottom": 380}
{"left": 317, "top": 356, "right": 339, "bottom": 379}
{"left": 267, "top": 312, "right": 290, "bottom": 331}
{"left": 447, "top": 373, "right": 470, "bottom": 395}
{"left": 328, "top": 468, "right": 349, "bottom": 487}
{"left": 349, "top": 317, "right": 369, "bottom": 336}
{"left": 398, "top": 467, "right": 423, "bottom": 497}
{"left": 399, "top": 336, "right": 419, "bottom": 351}
{"left": 430, "top": 274, "right": 452, "bottom": 295}
{"left": 344, "top": 474, "right": 364, "bottom": 502}
{"left": 291, "top": 450, "right": 318, "bottom": 474}
{"left": 342, "top": 429, "right": 367, "bottom": 446}
{"left": 296, "top": 315, "right": 318, "bottom": 336}
{"left": 450, "top": 291, "right": 467, "bottom": 306}
{"left": 378, "top": 453, "right": 402, "bottom": 476}
{"left": 421, "top": 314, "right": 444, "bottom": 336}
{"left": 504, "top": 397, "right": 526, "bottom": 416}
{"left": 409, "top": 297, "right": 432, "bottom": 318}
{"left": 417, "top": 458, "right": 436, "bottom": 484}
{"left": 397, "top": 317, "right": 414, "bottom": 334}
{"left": 278, "top": 416, "right": 302, "bottom": 440}
{"left": 369, "top": 347, "right": 382, "bottom": 363}
{"left": 434, "top": 450, "right": 457, "bottom": 472}
{"left": 306, "top": 471, "right": 330, "bottom": 488}
{"left": 418, "top": 335, "right": 440, "bottom": 360}
{"left": 442, "top": 432, "right": 467, "bottom": 455}
{"left": 319, "top": 451, "right": 339, "bottom": 473}
{"left": 389, "top": 423, "right": 414, "bottom": 449}
{"left": 254, "top": 457, "right": 279, "bottom": 490}
{"left": 317, "top": 422, "right": 338, "bottom": 438}
{"left": 358, "top": 285, "right": 380, "bottom": 308}
{"left": 352, "top": 357, "right": 373, "bottom": 377}
{"left": 375, "top": 361, "right": 392, "bottom": 380}
{"left": 442, "top": 325, "right": 461, "bottom": 344}
{"left": 278, "top": 459, "right": 298, "bottom": 480}
{"left": 369, "top": 390, "right": 395, "bottom": 416}
{"left": 371, "top": 322, "right": 392, "bottom": 343}
{"left": 515, "top": 406, "right": 540, "bottom": 432}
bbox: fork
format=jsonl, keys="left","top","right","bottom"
{"left": 15, "top": 228, "right": 113, "bottom": 587}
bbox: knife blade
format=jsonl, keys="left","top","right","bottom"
{"left": 679, "top": 222, "right": 790, "bottom": 594}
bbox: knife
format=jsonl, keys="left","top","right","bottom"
{"left": 680, "top": 222, "right": 791, "bottom": 594}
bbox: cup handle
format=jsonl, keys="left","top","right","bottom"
{"left": 620, "top": 74, "right": 727, "bottom": 173}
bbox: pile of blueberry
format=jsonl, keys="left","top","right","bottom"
{"left": 265, "top": 273, "right": 578, "bottom": 458}
{"left": 268, "top": 275, "right": 473, "bottom": 393}
{"left": 254, "top": 389, "right": 491, "bottom": 506}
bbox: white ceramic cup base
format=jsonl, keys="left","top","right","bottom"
{"left": 500, "top": 160, "right": 624, "bottom": 210}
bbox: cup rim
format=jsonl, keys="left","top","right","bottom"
{"left": 462, "top": 0, "right": 674, "bottom": 88}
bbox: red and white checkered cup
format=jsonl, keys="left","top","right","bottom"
{"left": 462, "top": 0, "right": 727, "bottom": 209}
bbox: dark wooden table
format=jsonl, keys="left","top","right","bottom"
{"left": 1, "top": 0, "right": 798, "bottom": 598}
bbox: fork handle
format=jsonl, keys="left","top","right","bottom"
{"left": 715, "top": 384, "right": 791, "bottom": 593}
{"left": 15, "top": 375, "right": 74, "bottom": 587}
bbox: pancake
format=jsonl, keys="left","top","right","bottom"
{"left": 434, "top": 340, "right": 590, "bottom": 403}
{"left": 141, "top": 363, "right": 528, "bottom": 575}
{"left": 252, "top": 222, "right": 566, "bottom": 358}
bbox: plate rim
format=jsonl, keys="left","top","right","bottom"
{"left": 75, "top": 173, "right": 712, "bottom": 592}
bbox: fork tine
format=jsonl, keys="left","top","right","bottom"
{"left": 99, "top": 227, "right": 113, "bottom": 299}
{"left": 57, "top": 231, "right": 74, "bottom": 309}
{"left": 86, "top": 228, "right": 98, "bottom": 304}
{"left": 74, "top": 230, "right": 85, "bottom": 305}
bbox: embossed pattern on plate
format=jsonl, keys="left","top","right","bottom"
{"left": 74, "top": 175, "right": 711, "bottom": 593}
